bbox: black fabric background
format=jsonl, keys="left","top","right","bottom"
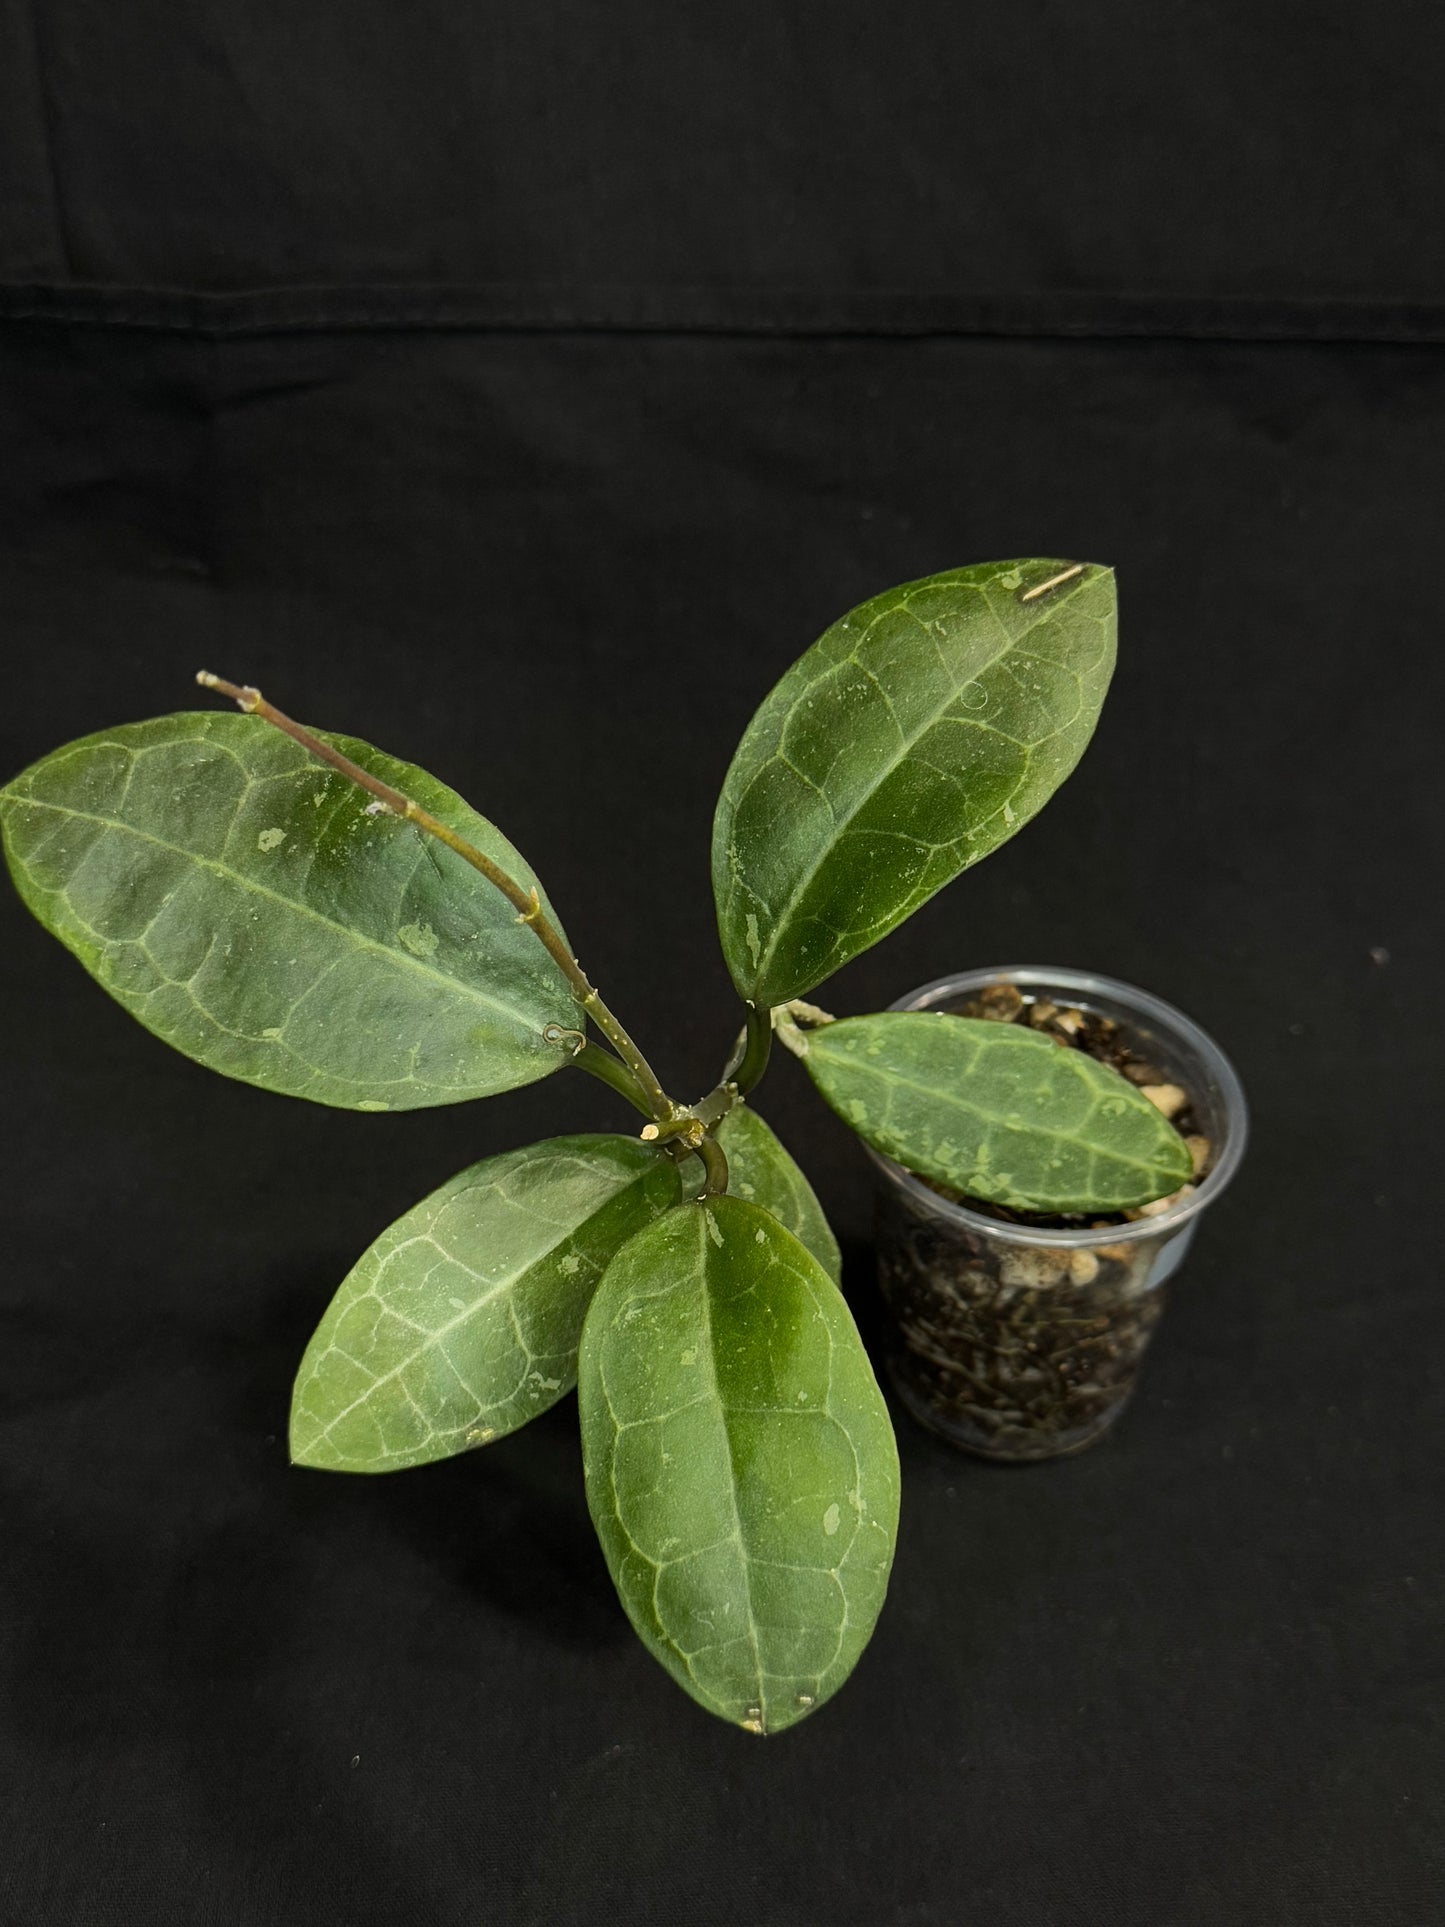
{"left": 1, "top": 8, "right": 1442, "bottom": 1925}
{"left": 6, "top": 0, "right": 1445, "bottom": 313}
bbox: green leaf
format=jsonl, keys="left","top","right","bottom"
{"left": 578, "top": 1196, "right": 899, "bottom": 1733}
{"left": 800, "top": 1012, "right": 1193, "bottom": 1213}
{"left": 711, "top": 561, "right": 1116, "bottom": 1006}
{"left": 1, "top": 711, "right": 578, "bottom": 1108}
{"left": 715, "top": 1103, "right": 841, "bottom": 1284}
{"left": 290, "top": 1135, "right": 682, "bottom": 1472}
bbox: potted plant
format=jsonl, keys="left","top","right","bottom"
{"left": 0, "top": 558, "right": 1238, "bottom": 1733}
{"left": 860, "top": 964, "right": 1246, "bottom": 1461}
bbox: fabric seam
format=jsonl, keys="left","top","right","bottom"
{"left": 3, "top": 281, "right": 1445, "bottom": 345}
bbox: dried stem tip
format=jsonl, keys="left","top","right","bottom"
{"left": 196, "top": 671, "right": 261, "bottom": 711}
{"left": 1018, "top": 562, "right": 1086, "bottom": 604}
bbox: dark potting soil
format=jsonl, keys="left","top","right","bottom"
{"left": 875, "top": 1188, "right": 1169, "bottom": 1458}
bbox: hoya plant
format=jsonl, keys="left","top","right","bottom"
{"left": 1, "top": 559, "right": 1189, "bottom": 1733}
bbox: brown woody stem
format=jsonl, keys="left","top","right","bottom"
{"left": 195, "top": 672, "right": 674, "bottom": 1120}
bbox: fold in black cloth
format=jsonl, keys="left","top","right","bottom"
{"left": 4, "top": 0, "right": 1445, "bottom": 311}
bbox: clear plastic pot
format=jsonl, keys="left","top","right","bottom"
{"left": 870, "top": 966, "right": 1247, "bottom": 1462}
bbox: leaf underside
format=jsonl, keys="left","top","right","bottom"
{"left": 578, "top": 1196, "right": 899, "bottom": 1734}
{"left": 803, "top": 1012, "right": 1193, "bottom": 1212}
{"left": 715, "top": 1103, "right": 842, "bottom": 1284}
{"left": 291, "top": 1135, "right": 682, "bottom": 1472}
{"left": 0, "top": 712, "right": 578, "bottom": 1108}
{"left": 711, "top": 561, "right": 1117, "bottom": 1007}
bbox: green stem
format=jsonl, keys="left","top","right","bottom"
{"left": 733, "top": 1001, "right": 773, "bottom": 1096}
{"left": 196, "top": 672, "right": 675, "bottom": 1121}
{"left": 773, "top": 998, "right": 836, "bottom": 1060}
{"left": 566, "top": 1039, "right": 655, "bottom": 1119}
{"left": 696, "top": 1132, "right": 730, "bottom": 1197}
{"left": 688, "top": 1083, "right": 740, "bottom": 1132}
{"left": 577, "top": 990, "right": 672, "bottom": 1120}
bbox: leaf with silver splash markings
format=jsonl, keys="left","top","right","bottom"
{"left": 715, "top": 1103, "right": 841, "bottom": 1284}
{"left": 578, "top": 1196, "right": 899, "bottom": 1733}
{"left": 291, "top": 1135, "right": 682, "bottom": 1471}
{"left": 0, "top": 711, "right": 578, "bottom": 1107}
{"left": 711, "top": 561, "right": 1116, "bottom": 1006}
{"left": 801, "top": 1011, "right": 1192, "bottom": 1212}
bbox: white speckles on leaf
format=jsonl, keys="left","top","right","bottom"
{"left": 577, "top": 1195, "right": 899, "bottom": 1733}
{"left": 397, "top": 920, "right": 439, "bottom": 959}
{"left": 1, "top": 711, "right": 579, "bottom": 1108}
{"left": 713, "top": 1106, "right": 841, "bottom": 1286}
{"left": 290, "top": 1135, "right": 683, "bottom": 1474}
{"left": 356, "top": 1099, "right": 390, "bottom": 1112}
{"left": 803, "top": 1012, "right": 1194, "bottom": 1213}
{"left": 706, "top": 1212, "right": 724, "bottom": 1248}
{"left": 710, "top": 561, "right": 1116, "bottom": 1005}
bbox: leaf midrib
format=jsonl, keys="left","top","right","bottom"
{"left": 5, "top": 789, "right": 566, "bottom": 1040}
{"left": 742, "top": 573, "right": 1098, "bottom": 994}
{"left": 694, "top": 1205, "right": 768, "bottom": 1728}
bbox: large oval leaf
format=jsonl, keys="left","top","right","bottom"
{"left": 801, "top": 1011, "right": 1192, "bottom": 1212}
{"left": 0, "top": 711, "right": 578, "bottom": 1107}
{"left": 711, "top": 561, "right": 1116, "bottom": 1006}
{"left": 578, "top": 1196, "right": 899, "bottom": 1733}
{"left": 291, "top": 1135, "right": 681, "bottom": 1472}
{"left": 715, "top": 1103, "right": 841, "bottom": 1284}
